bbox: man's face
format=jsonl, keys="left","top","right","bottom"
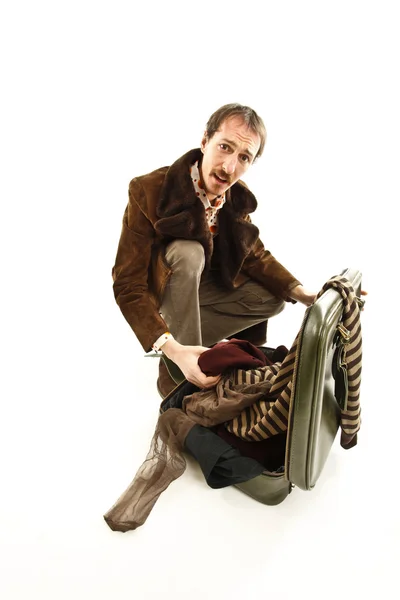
{"left": 200, "top": 116, "right": 260, "bottom": 200}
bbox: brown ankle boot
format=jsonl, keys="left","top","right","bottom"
{"left": 157, "top": 359, "right": 178, "bottom": 398}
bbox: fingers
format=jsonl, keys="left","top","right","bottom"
{"left": 199, "top": 374, "right": 221, "bottom": 389}
{"left": 173, "top": 347, "right": 221, "bottom": 389}
{"left": 186, "top": 368, "right": 221, "bottom": 389}
{"left": 193, "top": 375, "right": 221, "bottom": 389}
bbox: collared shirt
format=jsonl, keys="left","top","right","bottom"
{"left": 190, "top": 160, "right": 226, "bottom": 236}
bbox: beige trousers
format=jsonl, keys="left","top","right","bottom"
{"left": 160, "top": 240, "right": 285, "bottom": 347}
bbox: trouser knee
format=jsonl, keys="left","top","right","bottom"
{"left": 238, "top": 287, "right": 286, "bottom": 318}
{"left": 164, "top": 240, "right": 205, "bottom": 276}
{"left": 269, "top": 298, "right": 285, "bottom": 317}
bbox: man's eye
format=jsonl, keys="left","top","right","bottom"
{"left": 220, "top": 144, "right": 228, "bottom": 151}
{"left": 240, "top": 155, "right": 249, "bottom": 163}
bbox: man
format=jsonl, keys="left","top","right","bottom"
{"left": 112, "top": 104, "right": 316, "bottom": 394}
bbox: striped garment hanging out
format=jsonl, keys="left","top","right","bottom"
{"left": 225, "top": 276, "right": 362, "bottom": 449}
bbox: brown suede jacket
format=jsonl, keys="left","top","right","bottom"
{"left": 112, "top": 149, "right": 301, "bottom": 352}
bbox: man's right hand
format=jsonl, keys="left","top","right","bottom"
{"left": 161, "top": 338, "right": 220, "bottom": 389}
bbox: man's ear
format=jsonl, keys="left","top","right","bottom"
{"left": 201, "top": 131, "right": 209, "bottom": 152}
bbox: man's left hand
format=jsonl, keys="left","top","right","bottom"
{"left": 289, "top": 284, "right": 317, "bottom": 307}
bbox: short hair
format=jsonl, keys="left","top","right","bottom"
{"left": 205, "top": 103, "right": 267, "bottom": 160}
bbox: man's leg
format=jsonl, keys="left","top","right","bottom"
{"left": 159, "top": 240, "right": 205, "bottom": 345}
{"left": 157, "top": 241, "right": 284, "bottom": 396}
{"left": 199, "top": 272, "right": 285, "bottom": 347}
{"left": 157, "top": 240, "right": 206, "bottom": 397}
{"left": 160, "top": 240, "right": 285, "bottom": 347}
{"left": 226, "top": 320, "right": 269, "bottom": 347}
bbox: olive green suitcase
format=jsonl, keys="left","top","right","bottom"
{"left": 159, "top": 267, "right": 362, "bottom": 505}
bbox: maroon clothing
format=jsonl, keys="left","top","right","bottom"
{"left": 198, "top": 339, "right": 269, "bottom": 375}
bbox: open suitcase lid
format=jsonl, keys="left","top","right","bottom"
{"left": 285, "top": 267, "right": 362, "bottom": 491}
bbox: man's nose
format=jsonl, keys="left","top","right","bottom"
{"left": 222, "top": 156, "right": 237, "bottom": 175}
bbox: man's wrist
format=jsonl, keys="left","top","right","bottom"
{"left": 152, "top": 332, "right": 174, "bottom": 352}
{"left": 289, "top": 284, "right": 316, "bottom": 306}
{"left": 289, "top": 284, "right": 302, "bottom": 301}
{"left": 161, "top": 337, "right": 183, "bottom": 360}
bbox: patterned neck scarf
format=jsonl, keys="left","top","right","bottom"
{"left": 190, "top": 160, "right": 226, "bottom": 235}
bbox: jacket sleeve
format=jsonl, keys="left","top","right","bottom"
{"left": 241, "top": 228, "right": 301, "bottom": 302}
{"left": 112, "top": 182, "right": 169, "bottom": 352}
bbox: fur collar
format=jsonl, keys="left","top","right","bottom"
{"left": 154, "top": 149, "right": 260, "bottom": 286}
{"left": 156, "top": 148, "right": 258, "bottom": 217}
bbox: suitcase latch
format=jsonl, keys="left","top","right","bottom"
{"left": 337, "top": 323, "right": 350, "bottom": 343}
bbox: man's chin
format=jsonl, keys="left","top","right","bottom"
{"left": 207, "top": 176, "right": 230, "bottom": 195}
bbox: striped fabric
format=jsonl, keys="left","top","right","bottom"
{"left": 225, "top": 276, "right": 362, "bottom": 449}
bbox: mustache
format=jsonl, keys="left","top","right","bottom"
{"left": 215, "top": 171, "right": 232, "bottom": 184}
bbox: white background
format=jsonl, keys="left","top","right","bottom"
{"left": 1, "top": 1, "right": 399, "bottom": 598}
